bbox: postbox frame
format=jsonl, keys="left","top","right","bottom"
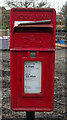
{"left": 10, "top": 8, "right": 56, "bottom": 112}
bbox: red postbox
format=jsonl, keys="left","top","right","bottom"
{"left": 10, "top": 8, "right": 56, "bottom": 111}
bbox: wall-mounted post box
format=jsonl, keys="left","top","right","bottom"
{"left": 10, "top": 8, "right": 56, "bottom": 112}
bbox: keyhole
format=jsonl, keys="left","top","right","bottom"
{"left": 20, "top": 78, "right": 22, "bottom": 81}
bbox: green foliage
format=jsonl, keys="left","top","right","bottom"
{"left": 1, "top": 8, "right": 10, "bottom": 29}
{"left": 63, "top": 26, "right": 67, "bottom": 31}
{"left": 24, "top": 0, "right": 32, "bottom": 8}
{"left": 36, "top": 1, "right": 47, "bottom": 8}
{"left": 60, "top": 1, "right": 67, "bottom": 17}
{"left": 6, "top": 0, "right": 48, "bottom": 8}
{"left": 59, "top": 1, "right": 67, "bottom": 28}
{"left": 2, "top": 22, "right": 10, "bottom": 29}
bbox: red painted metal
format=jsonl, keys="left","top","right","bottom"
{"left": 10, "top": 8, "right": 56, "bottom": 112}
